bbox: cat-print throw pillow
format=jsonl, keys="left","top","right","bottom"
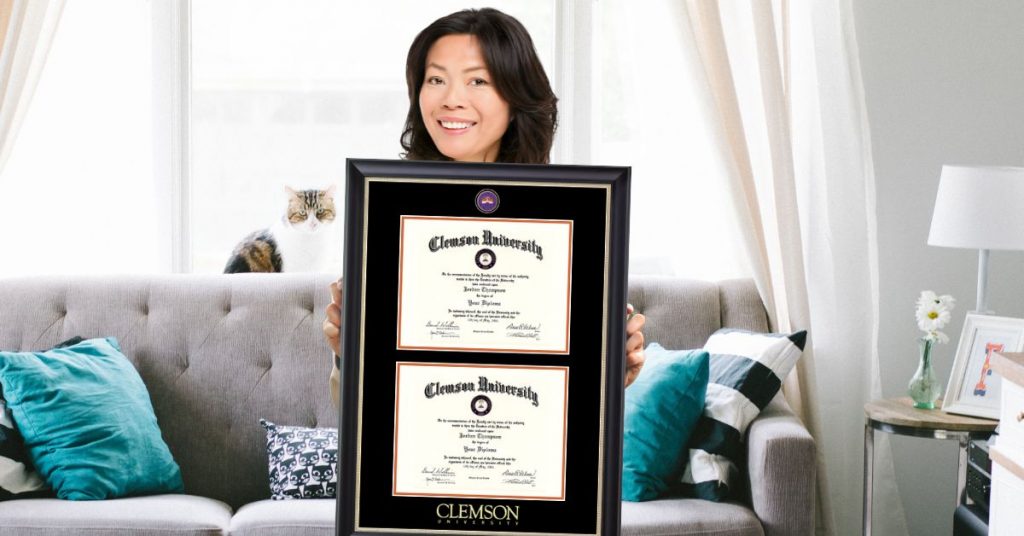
{"left": 260, "top": 419, "right": 338, "bottom": 500}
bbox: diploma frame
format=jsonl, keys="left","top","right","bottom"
{"left": 338, "top": 159, "right": 630, "bottom": 536}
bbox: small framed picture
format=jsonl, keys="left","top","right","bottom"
{"left": 943, "top": 313, "right": 1024, "bottom": 419}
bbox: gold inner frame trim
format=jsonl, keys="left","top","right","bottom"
{"left": 353, "top": 176, "right": 614, "bottom": 536}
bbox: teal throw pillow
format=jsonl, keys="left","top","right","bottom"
{"left": 622, "top": 345, "right": 709, "bottom": 502}
{"left": 0, "top": 337, "right": 184, "bottom": 500}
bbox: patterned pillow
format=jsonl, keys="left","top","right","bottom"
{"left": 1, "top": 336, "right": 82, "bottom": 501}
{"left": 260, "top": 419, "right": 338, "bottom": 500}
{"left": 680, "top": 328, "right": 806, "bottom": 501}
{"left": 0, "top": 396, "right": 48, "bottom": 500}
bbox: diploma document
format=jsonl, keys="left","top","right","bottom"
{"left": 398, "top": 216, "right": 573, "bottom": 353}
{"left": 393, "top": 362, "right": 568, "bottom": 500}
{"left": 338, "top": 160, "right": 630, "bottom": 536}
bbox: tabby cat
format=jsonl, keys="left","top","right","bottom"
{"left": 224, "top": 185, "right": 338, "bottom": 273}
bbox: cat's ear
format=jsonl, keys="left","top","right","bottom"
{"left": 285, "top": 186, "right": 298, "bottom": 197}
{"left": 325, "top": 184, "right": 336, "bottom": 198}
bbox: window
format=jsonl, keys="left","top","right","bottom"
{"left": 0, "top": 0, "right": 159, "bottom": 276}
{"left": 2, "top": 0, "right": 748, "bottom": 282}
{"left": 592, "top": 0, "right": 749, "bottom": 280}
{"left": 188, "top": 0, "right": 557, "bottom": 274}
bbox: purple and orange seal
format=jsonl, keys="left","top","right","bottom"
{"left": 475, "top": 189, "right": 500, "bottom": 214}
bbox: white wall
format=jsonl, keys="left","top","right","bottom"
{"left": 854, "top": 1, "right": 1024, "bottom": 534}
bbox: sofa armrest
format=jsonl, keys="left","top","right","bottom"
{"left": 746, "top": 393, "right": 816, "bottom": 536}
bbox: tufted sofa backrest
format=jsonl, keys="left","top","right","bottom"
{"left": 0, "top": 274, "right": 338, "bottom": 510}
{"left": 0, "top": 274, "right": 768, "bottom": 509}
{"left": 627, "top": 276, "right": 770, "bottom": 349}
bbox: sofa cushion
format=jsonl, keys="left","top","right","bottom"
{"left": 682, "top": 329, "right": 806, "bottom": 501}
{"left": 0, "top": 337, "right": 184, "bottom": 500}
{"left": 260, "top": 420, "right": 338, "bottom": 500}
{"left": 0, "top": 494, "right": 230, "bottom": 535}
{"left": 622, "top": 346, "right": 709, "bottom": 501}
{"left": 622, "top": 498, "right": 764, "bottom": 536}
{"left": 230, "top": 499, "right": 335, "bottom": 536}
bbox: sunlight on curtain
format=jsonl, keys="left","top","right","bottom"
{"left": 593, "top": 1, "right": 750, "bottom": 281}
{"left": 0, "top": 0, "right": 65, "bottom": 173}
{"left": 682, "top": 1, "right": 900, "bottom": 534}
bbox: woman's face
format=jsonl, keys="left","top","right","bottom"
{"left": 419, "top": 34, "right": 511, "bottom": 163}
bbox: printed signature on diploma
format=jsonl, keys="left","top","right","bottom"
{"left": 427, "top": 320, "right": 460, "bottom": 339}
{"left": 501, "top": 469, "right": 537, "bottom": 486}
{"left": 506, "top": 322, "right": 541, "bottom": 340}
{"left": 423, "top": 466, "right": 457, "bottom": 484}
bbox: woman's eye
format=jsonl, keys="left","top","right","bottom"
{"left": 470, "top": 78, "right": 489, "bottom": 86}
{"left": 427, "top": 76, "right": 444, "bottom": 85}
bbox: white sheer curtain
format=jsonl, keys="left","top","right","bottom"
{"left": 677, "top": 0, "right": 906, "bottom": 534}
{"left": 0, "top": 0, "right": 65, "bottom": 174}
{"left": 592, "top": 1, "right": 751, "bottom": 281}
{"left": 598, "top": 1, "right": 898, "bottom": 532}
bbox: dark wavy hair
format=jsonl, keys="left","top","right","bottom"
{"left": 400, "top": 8, "right": 558, "bottom": 164}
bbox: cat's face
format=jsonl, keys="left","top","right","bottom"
{"left": 284, "top": 185, "right": 336, "bottom": 233}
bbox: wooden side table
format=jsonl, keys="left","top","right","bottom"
{"left": 863, "top": 397, "right": 997, "bottom": 536}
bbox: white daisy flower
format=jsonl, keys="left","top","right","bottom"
{"left": 915, "top": 290, "right": 955, "bottom": 343}
{"left": 916, "top": 304, "right": 951, "bottom": 332}
{"left": 917, "top": 290, "right": 938, "bottom": 307}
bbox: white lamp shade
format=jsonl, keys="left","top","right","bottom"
{"left": 928, "top": 165, "right": 1024, "bottom": 250}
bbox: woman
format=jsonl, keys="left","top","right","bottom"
{"left": 323, "top": 8, "right": 645, "bottom": 405}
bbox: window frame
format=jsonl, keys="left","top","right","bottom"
{"left": 160, "top": 0, "right": 590, "bottom": 273}
{"left": 154, "top": 0, "right": 192, "bottom": 273}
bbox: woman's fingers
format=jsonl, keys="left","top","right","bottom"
{"left": 324, "top": 278, "right": 344, "bottom": 358}
{"left": 624, "top": 310, "right": 646, "bottom": 388}
{"left": 322, "top": 315, "right": 341, "bottom": 356}
{"left": 330, "top": 280, "right": 343, "bottom": 306}
{"left": 627, "top": 331, "right": 645, "bottom": 356}
{"left": 626, "top": 313, "right": 645, "bottom": 342}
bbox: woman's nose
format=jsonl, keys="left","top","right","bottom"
{"left": 442, "top": 84, "right": 466, "bottom": 109}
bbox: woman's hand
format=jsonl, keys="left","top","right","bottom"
{"left": 323, "top": 278, "right": 343, "bottom": 358}
{"left": 625, "top": 304, "right": 646, "bottom": 388}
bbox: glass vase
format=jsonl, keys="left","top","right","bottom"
{"left": 907, "top": 337, "right": 940, "bottom": 409}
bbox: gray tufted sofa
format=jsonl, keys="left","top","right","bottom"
{"left": 0, "top": 274, "right": 814, "bottom": 535}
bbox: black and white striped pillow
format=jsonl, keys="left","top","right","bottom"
{"left": 1, "top": 395, "right": 49, "bottom": 500}
{"left": 679, "top": 328, "right": 806, "bottom": 501}
{"left": 0, "top": 339, "right": 83, "bottom": 501}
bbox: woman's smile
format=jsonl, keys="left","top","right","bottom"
{"left": 437, "top": 117, "right": 477, "bottom": 133}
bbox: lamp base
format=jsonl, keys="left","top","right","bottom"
{"left": 976, "top": 249, "right": 990, "bottom": 314}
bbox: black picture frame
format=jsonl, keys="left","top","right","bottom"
{"left": 337, "top": 159, "right": 630, "bottom": 536}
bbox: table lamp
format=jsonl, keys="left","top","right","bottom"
{"left": 927, "top": 165, "right": 1024, "bottom": 313}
